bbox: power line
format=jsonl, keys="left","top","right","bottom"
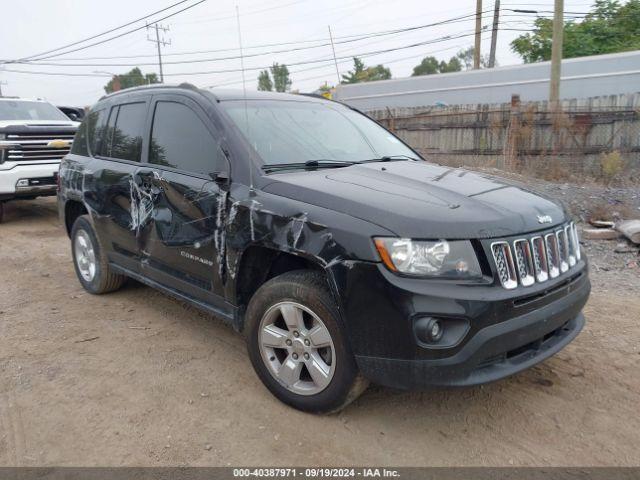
{"left": 1, "top": 0, "right": 208, "bottom": 64}
{"left": 173, "top": 0, "right": 311, "bottom": 25}
{"left": 1, "top": 29, "right": 489, "bottom": 79}
{"left": 8, "top": 0, "right": 192, "bottom": 63}
{"left": 10, "top": 9, "right": 579, "bottom": 65}
{"left": 208, "top": 34, "right": 495, "bottom": 89}
{"left": 13, "top": 11, "right": 497, "bottom": 68}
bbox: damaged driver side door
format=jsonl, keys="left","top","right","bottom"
{"left": 136, "top": 94, "right": 231, "bottom": 310}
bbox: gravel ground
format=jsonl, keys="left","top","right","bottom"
{"left": 480, "top": 168, "right": 640, "bottom": 292}
{"left": 0, "top": 195, "right": 638, "bottom": 467}
{"left": 480, "top": 168, "right": 640, "bottom": 223}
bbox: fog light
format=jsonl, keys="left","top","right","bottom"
{"left": 426, "top": 318, "right": 443, "bottom": 342}
{"left": 414, "top": 316, "right": 470, "bottom": 348}
{"left": 16, "top": 179, "right": 29, "bottom": 187}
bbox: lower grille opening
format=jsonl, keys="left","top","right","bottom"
{"left": 506, "top": 340, "right": 539, "bottom": 360}
{"left": 513, "top": 271, "right": 584, "bottom": 307}
{"left": 477, "top": 320, "right": 570, "bottom": 369}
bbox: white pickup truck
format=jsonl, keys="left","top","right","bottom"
{"left": 0, "top": 97, "right": 78, "bottom": 221}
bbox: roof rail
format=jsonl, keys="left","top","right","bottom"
{"left": 98, "top": 82, "right": 202, "bottom": 101}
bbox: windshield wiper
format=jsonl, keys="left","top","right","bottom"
{"left": 261, "top": 160, "right": 356, "bottom": 173}
{"left": 357, "top": 155, "right": 420, "bottom": 163}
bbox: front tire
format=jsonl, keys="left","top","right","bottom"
{"left": 71, "top": 215, "right": 125, "bottom": 294}
{"left": 245, "top": 270, "right": 368, "bottom": 413}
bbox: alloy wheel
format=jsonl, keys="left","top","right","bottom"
{"left": 258, "top": 301, "right": 336, "bottom": 396}
{"left": 74, "top": 229, "right": 97, "bottom": 282}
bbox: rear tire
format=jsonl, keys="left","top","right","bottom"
{"left": 245, "top": 270, "right": 368, "bottom": 413}
{"left": 71, "top": 214, "right": 125, "bottom": 294}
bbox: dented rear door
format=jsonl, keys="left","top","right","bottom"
{"left": 90, "top": 97, "right": 151, "bottom": 273}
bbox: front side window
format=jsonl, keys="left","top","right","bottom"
{"left": 0, "top": 100, "right": 69, "bottom": 121}
{"left": 104, "top": 102, "right": 146, "bottom": 162}
{"left": 149, "top": 101, "right": 226, "bottom": 175}
{"left": 220, "top": 100, "right": 417, "bottom": 165}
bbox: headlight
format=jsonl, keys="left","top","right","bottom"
{"left": 374, "top": 238, "right": 483, "bottom": 278}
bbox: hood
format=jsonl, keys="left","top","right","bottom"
{"left": 261, "top": 161, "right": 567, "bottom": 239}
{"left": 0, "top": 120, "right": 79, "bottom": 129}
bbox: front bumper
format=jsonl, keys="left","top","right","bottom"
{"left": 0, "top": 162, "right": 59, "bottom": 200}
{"left": 329, "top": 258, "right": 590, "bottom": 389}
{"left": 356, "top": 304, "right": 586, "bottom": 389}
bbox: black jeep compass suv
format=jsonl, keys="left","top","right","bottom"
{"left": 58, "top": 84, "right": 590, "bottom": 413}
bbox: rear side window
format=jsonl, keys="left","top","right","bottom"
{"left": 149, "top": 101, "right": 226, "bottom": 175}
{"left": 103, "top": 102, "right": 146, "bottom": 161}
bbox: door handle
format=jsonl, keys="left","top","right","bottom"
{"left": 133, "top": 169, "right": 162, "bottom": 191}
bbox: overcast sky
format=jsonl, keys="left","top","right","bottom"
{"left": 0, "top": 0, "right": 596, "bottom": 106}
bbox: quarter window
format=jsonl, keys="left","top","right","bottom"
{"left": 86, "top": 109, "right": 107, "bottom": 156}
{"left": 71, "top": 115, "right": 90, "bottom": 156}
{"left": 149, "top": 101, "right": 226, "bottom": 175}
{"left": 103, "top": 102, "right": 146, "bottom": 162}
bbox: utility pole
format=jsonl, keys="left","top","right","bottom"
{"left": 549, "top": 0, "right": 564, "bottom": 104}
{"left": 488, "top": 0, "right": 500, "bottom": 68}
{"left": 474, "top": 0, "right": 483, "bottom": 69}
{"left": 147, "top": 23, "right": 171, "bottom": 83}
{"left": 328, "top": 25, "right": 341, "bottom": 85}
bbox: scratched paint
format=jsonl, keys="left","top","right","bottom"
{"left": 128, "top": 177, "right": 156, "bottom": 232}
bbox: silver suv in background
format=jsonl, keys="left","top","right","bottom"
{"left": 0, "top": 97, "right": 78, "bottom": 221}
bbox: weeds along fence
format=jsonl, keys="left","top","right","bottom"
{"left": 366, "top": 93, "right": 640, "bottom": 182}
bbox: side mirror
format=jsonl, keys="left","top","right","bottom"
{"left": 68, "top": 113, "right": 78, "bottom": 121}
{"left": 209, "top": 171, "right": 229, "bottom": 185}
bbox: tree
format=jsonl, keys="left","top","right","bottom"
{"left": 341, "top": 57, "right": 392, "bottom": 84}
{"left": 455, "top": 47, "right": 492, "bottom": 70}
{"left": 411, "top": 54, "right": 464, "bottom": 76}
{"left": 257, "top": 70, "right": 273, "bottom": 91}
{"left": 440, "top": 56, "right": 463, "bottom": 73}
{"left": 511, "top": 0, "right": 640, "bottom": 63}
{"left": 103, "top": 67, "right": 158, "bottom": 93}
{"left": 270, "top": 63, "right": 292, "bottom": 92}
{"left": 257, "top": 63, "right": 291, "bottom": 92}
{"left": 412, "top": 56, "right": 440, "bottom": 76}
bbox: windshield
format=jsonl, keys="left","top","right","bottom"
{"left": 0, "top": 100, "right": 69, "bottom": 121}
{"left": 221, "top": 100, "right": 418, "bottom": 165}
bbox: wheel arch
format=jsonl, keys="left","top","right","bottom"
{"left": 233, "top": 245, "right": 344, "bottom": 331}
{"left": 64, "top": 199, "right": 89, "bottom": 237}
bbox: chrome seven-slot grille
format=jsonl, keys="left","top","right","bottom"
{"left": 1, "top": 131, "right": 74, "bottom": 162}
{"left": 491, "top": 222, "right": 581, "bottom": 290}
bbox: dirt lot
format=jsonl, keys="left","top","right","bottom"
{"left": 1, "top": 197, "right": 639, "bottom": 467}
